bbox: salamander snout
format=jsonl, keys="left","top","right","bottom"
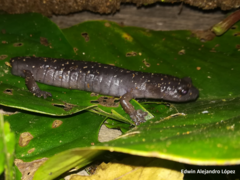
{"left": 183, "top": 86, "right": 199, "bottom": 101}
{"left": 163, "top": 84, "right": 199, "bottom": 102}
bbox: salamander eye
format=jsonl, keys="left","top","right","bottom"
{"left": 178, "top": 87, "right": 189, "bottom": 95}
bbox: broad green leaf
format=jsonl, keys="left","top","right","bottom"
{"left": 33, "top": 99, "right": 240, "bottom": 179}
{"left": 0, "top": 13, "right": 98, "bottom": 116}
{"left": 61, "top": 20, "right": 240, "bottom": 165}
{"left": 92, "top": 98, "right": 240, "bottom": 165}
{"left": 0, "top": 13, "right": 148, "bottom": 122}
{"left": 4, "top": 111, "right": 105, "bottom": 162}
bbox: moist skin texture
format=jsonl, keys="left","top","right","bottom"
{"left": 10, "top": 57, "right": 199, "bottom": 125}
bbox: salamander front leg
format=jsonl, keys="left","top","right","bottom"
{"left": 23, "top": 70, "right": 52, "bottom": 99}
{"left": 120, "top": 91, "right": 148, "bottom": 125}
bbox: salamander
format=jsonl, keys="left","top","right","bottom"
{"left": 10, "top": 57, "right": 199, "bottom": 125}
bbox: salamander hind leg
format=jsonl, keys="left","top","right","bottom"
{"left": 23, "top": 70, "right": 52, "bottom": 99}
{"left": 120, "top": 91, "right": 148, "bottom": 125}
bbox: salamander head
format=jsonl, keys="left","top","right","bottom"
{"left": 160, "top": 77, "right": 199, "bottom": 102}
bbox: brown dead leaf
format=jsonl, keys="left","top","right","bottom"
{"left": 15, "top": 158, "right": 48, "bottom": 180}
{"left": 69, "top": 156, "right": 184, "bottom": 180}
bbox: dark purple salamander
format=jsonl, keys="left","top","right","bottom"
{"left": 10, "top": 57, "right": 199, "bottom": 125}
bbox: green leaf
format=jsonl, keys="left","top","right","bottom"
{"left": 0, "top": 13, "right": 148, "bottom": 123}
{"left": 0, "top": 114, "right": 5, "bottom": 175}
{"left": 105, "top": 118, "right": 132, "bottom": 133}
{"left": 0, "top": 114, "right": 16, "bottom": 179}
{"left": 4, "top": 111, "right": 105, "bottom": 162}
{"left": 61, "top": 20, "right": 240, "bottom": 165}
{"left": 93, "top": 98, "right": 240, "bottom": 165}
{"left": 0, "top": 13, "right": 99, "bottom": 116}
{"left": 33, "top": 99, "right": 240, "bottom": 179}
